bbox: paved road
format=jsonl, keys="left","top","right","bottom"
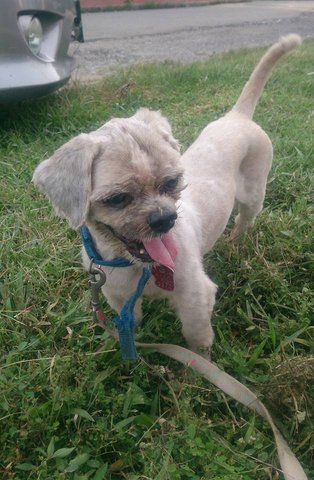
{"left": 71, "top": 0, "right": 314, "bottom": 80}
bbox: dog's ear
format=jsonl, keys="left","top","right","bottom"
{"left": 32, "top": 134, "right": 102, "bottom": 229}
{"left": 133, "top": 108, "right": 180, "bottom": 152}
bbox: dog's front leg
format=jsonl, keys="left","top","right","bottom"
{"left": 171, "top": 271, "right": 217, "bottom": 357}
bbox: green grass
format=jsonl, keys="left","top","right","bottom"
{"left": 1, "top": 41, "right": 313, "bottom": 479}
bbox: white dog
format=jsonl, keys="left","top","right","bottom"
{"left": 33, "top": 35, "right": 301, "bottom": 356}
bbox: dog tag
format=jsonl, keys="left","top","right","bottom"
{"left": 152, "top": 265, "right": 175, "bottom": 291}
{"left": 95, "top": 308, "right": 106, "bottom": 322}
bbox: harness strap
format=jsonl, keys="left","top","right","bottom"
{"left": 80, "top": 225, "right": 133, "bottom": 268}
{"left": 80, "top": 226, "right": 151, "bottom": 360}
{"left": 114, "top": 267, "right": 151, "bottom": 360}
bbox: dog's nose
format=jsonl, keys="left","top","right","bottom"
{"left": 147, "top": 209, "right": 177, "bottom": 233}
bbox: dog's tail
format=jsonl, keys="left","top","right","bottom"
{"left": 233, "top": 34, "right": 301, "bottom": 119}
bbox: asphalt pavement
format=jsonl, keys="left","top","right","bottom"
{"left": 71, "top": 0, "right": 314, "bottom": 80}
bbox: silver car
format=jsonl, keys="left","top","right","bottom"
{"left": 0, "top": 0, "right": 82, "bottom": 103}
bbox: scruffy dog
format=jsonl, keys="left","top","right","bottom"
{"left": 33, "top": 35, "right": 301, "bottom": 356}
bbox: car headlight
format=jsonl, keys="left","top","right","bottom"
{"left": 19, "top": 15, "right": 43, "bottom": 56}
{"left": 28, "top": 17, "right": 43, "bottom": 55}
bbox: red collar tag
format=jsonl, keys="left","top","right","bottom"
{"left": 151, "top": 265, "right": 175, "bottom": 291}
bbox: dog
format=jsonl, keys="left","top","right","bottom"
{"left": 33, "top": 34, "right": 301, "bottom": 356}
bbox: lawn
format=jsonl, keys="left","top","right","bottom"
{"left": 0, "top": 40, "right": 313, "bottom": 480}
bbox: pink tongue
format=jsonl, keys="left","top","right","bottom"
{"left": 143, "top": 232, "right": 177, "bottom": 270}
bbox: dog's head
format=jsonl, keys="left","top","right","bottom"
{"left": 33, "top": 108, "right": 184, "bottom": 265}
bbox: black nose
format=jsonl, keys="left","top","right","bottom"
{"left": 147, "top": 209, "right": 177, "bottom": 233}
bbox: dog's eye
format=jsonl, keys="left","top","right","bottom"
{"left": 104, "top": 193, "right": 133, "bottom": 209}
{"left": 160, "top": 176, "right": 180, "bottom": 194}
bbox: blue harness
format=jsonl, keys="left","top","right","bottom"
{"left": 80, "top": 226, "right": 151, "bottom": 361}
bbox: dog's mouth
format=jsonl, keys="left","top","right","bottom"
{"left": 101, "top": 224, "right": 177, "bottom": 269}
{"left": 121, "top": 237, "right": 153, "bottom": 263}
{"left": 119, "top": 232, "right": 177, "bottom": 270}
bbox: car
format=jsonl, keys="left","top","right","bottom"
{"left": 0, "top": 0, "right": 83, "bottom": 103}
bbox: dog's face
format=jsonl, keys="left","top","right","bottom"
{"left": 33, "top": 109, "right": 184, "bottom": 263}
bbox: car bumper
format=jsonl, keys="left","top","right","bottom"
{"left": 0, "top": 56, "right": 74, "bottom": 103}
{"left": 0, "top": 0, "right": 76, "bottom": 102}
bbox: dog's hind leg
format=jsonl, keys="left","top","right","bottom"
{"left": 230, "top": 129, "right": 273, "bottom": 240}
{"left": 230, "top": 201, "right": 264, "bottom": 240}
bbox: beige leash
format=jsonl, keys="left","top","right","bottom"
{"left": 135, "top": 341, "right": 308, "bottom": 480}
{"left": 98, "top": 318, "right": 308, "bottom": 480}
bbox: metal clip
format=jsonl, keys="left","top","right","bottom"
{"left": 88, "top": 262, "right": 106, "bottom": 322}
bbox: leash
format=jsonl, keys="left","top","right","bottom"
{"left": 136, "top": 342, "right": 308, "bottom": 480}
{"left": 81, "top": 226, "right": 308, "bottom": 480}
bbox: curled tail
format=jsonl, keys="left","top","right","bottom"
{"left": 233, "top": 34, "right": 302, "bottom": 119}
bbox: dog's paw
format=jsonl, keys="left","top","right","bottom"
{"left": 189, "top": 345, "right": 212, "bottom": 361}
{"left": 229, "top": 226, "right": 243, "bottom": 243}
{"left": 229, "top": 217, "right": 245, "bottom": 241}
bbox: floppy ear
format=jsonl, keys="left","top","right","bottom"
{"left": 133, "top": 108, "right": 180, "bottom": 152}
{"left": 32, "top": 134, "right": 102, "bottom": 229}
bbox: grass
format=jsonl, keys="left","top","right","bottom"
{"left": 0, "top": 41, "right": 313, "bottom": 480}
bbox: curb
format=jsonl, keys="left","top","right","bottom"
{"left": 81, "top": 0, "right": 250, "bottom": 13}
